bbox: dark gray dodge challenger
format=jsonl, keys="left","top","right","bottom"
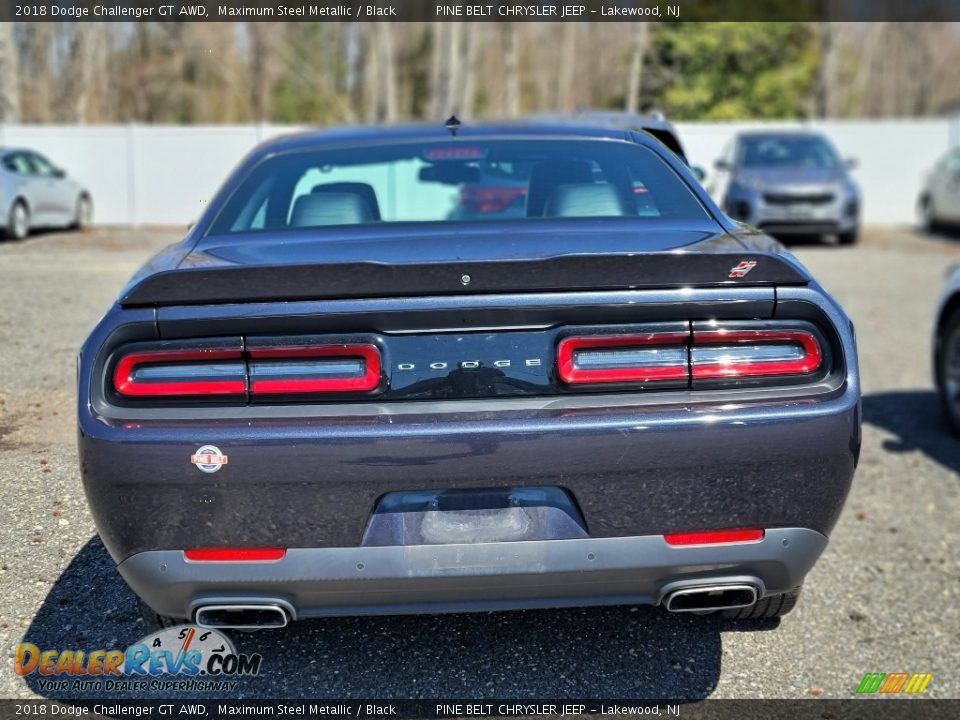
{"left": 78, "top": 123, "right": 860, "bottom": 632}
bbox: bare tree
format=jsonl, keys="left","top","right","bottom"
{"left": 0, "top": 22, "right": 20, "bottom": 122}
{"left": 502, "top": 23, "right": 520, "bottom": 117}
{"left": 557, "top": 23, "right": 577, "bottom": 111}
{"left": 626, "top": 23, "right": 650, "bottom": 114}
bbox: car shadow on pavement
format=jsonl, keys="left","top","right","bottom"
{"left": 16, "top": 537, "right": 792, "bottom": 701}
{"left": 862, "top": 390, "right": 960, "bottom": 474}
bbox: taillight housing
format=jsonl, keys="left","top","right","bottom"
{"left": 111, "top": 339, "right": 246, "bottom": 399}
{"left": 556, "top": 321, "right": 829, "bottom": 390}
{"left": 109, "top": 336, "right": 383, "bottom": 403}
{"left": 691, "top": 321, "right": 825, "bottom": 386}
{"left": 557, "top": 328, "right": 689, "bottom": 386}
{"left": 248, "top": 343, "right": 381, "bottom": 395}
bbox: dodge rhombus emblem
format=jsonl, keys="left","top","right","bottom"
{"left": 729, "top": 260, "right": 757, "bottom": 278}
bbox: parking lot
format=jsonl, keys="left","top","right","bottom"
{"left": 0, "top": 225, "right": 958, "bottom": 700}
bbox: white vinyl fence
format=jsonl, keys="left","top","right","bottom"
{"left": 0, "top": 118, "right": 957, "bottom": 227}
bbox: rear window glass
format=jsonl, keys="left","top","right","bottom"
{"left": 208, "top": 139, "right": 709, "bottom": 235}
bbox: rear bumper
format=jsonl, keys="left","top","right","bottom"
{"left": 119, "top": 527, "right": 827, "bottom": 620}
{"left": 80, "top": 384, "right": 858, "bottom": 562}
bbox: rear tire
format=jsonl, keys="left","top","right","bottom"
{"left": 72, "top": 194, "right": 93, "bottom": 230}
{"left": 838, "top": 228, "right": 858, "bottom": 246}
{"left": 920, "top": 195, "right": 939, "bottom": 234}
{"left": 936, "top": 307, "right": 960, "bottom": 436}
{"left": 137, "top": 598, "right": 181, "bottom": 634}
{"left": 720, "top": 586, "right": 801, "bottom": 620}
{"left": 4, "top": 200, "right": 29, "bottom": 241}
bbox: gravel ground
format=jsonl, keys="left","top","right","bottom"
{"left": 0, "top": 225, "right": 958, "bottom": 701}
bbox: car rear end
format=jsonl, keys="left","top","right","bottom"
{"left": 77, "top": 129, "right": 860, "bottom": 628}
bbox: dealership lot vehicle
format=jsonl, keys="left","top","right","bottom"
{"left": 1, "top": 225, "right": 957, "bottom": 700}
{"left": 75, "top": 123, "right": 860, "bottom": 631}
{"left": 0, "top": 148, "right": 92, "bottom": 240}
{"left": 919, "top": 146, "right": 960, "bottom": 232}
{"left": 708, "top": 131, "right": 860, "bottom": 245}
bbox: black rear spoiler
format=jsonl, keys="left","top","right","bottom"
{"left": 120, "top": 253, "right": 808, "bottom": 307}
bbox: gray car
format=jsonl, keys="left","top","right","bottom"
{"left": 0, "top": 148, "right": 92, "bottom": 240}
{"left": 919, "top": 146, "right": 960, "bottom": 232}
{"left": 709, "top": 131, "right": 860, "bottom": 245}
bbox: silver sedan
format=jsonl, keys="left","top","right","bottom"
{"left": 0, "top": 148, "right": 92, "bottom": 240}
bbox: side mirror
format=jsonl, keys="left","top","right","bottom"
{"left": 714, "top": 159, "right": 731, "bottom": 171}
{"left": 52, "top": 168, "right": 66, "bottom": 179}
{"left": 845, "top": 157, "right": 858, "bottom": 170}
{"left": 690, "top": 165, "right": 706, "bottom": 183}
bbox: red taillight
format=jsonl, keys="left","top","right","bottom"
{"left": 248, "top": 344, "right": 381, "bottom": 394}
{"left": 664, "top": 529, "right": 764, "bottom": 546}
{"left": 184, "top": 548, "right": 286, "bottom": 562}
{"left": 113, "top": 348, "right": 246, "bottom": 397}
{"left": 691, "top": 328, "right": 822, "bottom": 380}
{"left": 460, "top": 186, "right": 527, "bottom": 213}
{"left": 557, "top": 332, "right": 689, "bottom": 385}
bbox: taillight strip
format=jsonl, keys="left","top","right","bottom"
{"left": 248, "top": 344, "right": 381, "bottom": 394}
{"left": 664, "top": 529, "right": 764, "bottom": 546}
{"left": 691, "top": 329, "right": 821, "bottom": 379}
{"left": 557, "top": 332, "right": 689, "bottom": 384}
{"left": 113, "top": 349, "right": 246, "bottom": 397}
{"left": 184, "top": 548, "right": 286, "bottom": 562}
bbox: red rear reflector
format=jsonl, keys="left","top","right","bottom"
{"left": 113, "top": 349, "right": 246, "bottom": 397}
{"left": 557, "top": 333, "right": 689, "bottom": 385}
{"left": 184, "top": 548, "right": 286, "bottom": 562}
{"left": 248, "top": 344, "right": 381, "bottom": 394}
{"left": 664, "top": 529, "right": 764, "bottom": 546}
{"left": 691, "top": 329, "right": 821, "bottom": 379}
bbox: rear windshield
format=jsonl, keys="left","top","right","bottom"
{"left": 208, "top": 139, "right": 709, "bottom": 235}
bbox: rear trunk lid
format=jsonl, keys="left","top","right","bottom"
{"left": 119, "top": 222, "right": 808, "bottom": 307}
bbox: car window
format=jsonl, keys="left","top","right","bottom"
{"left": 4, "top": 153, "right": 32, "bottom": 175}
{"left": 210, "top": 139, "right": 710, "bottom": 235}
{"left": 28, "top": 154, "right": 57, "bottom": 177}
{"left": 738, "top": 136, "right": 839, "bottom": 170}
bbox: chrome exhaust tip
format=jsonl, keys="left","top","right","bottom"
{"left": 195, "top": 604, "right": 289, "bottom": 630}
{"left": 664, "top": 584, "right": 758, "bottom": 613}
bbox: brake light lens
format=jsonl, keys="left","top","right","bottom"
{"left": 691, "top": 328, "right": 822, "bottom": 380}
{"left": 113, "top": 348, "right": 246, "bottom": 397}
{"left": 664, "top": 529, "right": 764, "bottom": 546}
{"left": 557, "top": 332, "right": 689, "bottom": 385}
{"left": 248, "top": 344, "right": 381, "bottom": 394}
{"left": 184, "top": 548, "right": 286, "bottom": 562}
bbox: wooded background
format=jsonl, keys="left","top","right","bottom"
{"left": 0, "top": 22, "right": 957, "bottom": 125}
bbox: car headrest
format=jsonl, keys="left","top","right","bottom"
{"left": 525, "top": 160, "right": 594, "bottom": 216}
{"left": 543, "top": 183, "right": 632, "bottom": 218}
{"left": 289, "top": 192, "right": 375, "bottom": 228}
{"left": 311, "top": 182, "right": 381, "bottom": 221}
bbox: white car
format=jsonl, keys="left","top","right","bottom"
{"left": 920, "top": 147, "right": 960, "bottom": 232}
{"left": 0, "top": 148, "right": 92, "bottom": 240}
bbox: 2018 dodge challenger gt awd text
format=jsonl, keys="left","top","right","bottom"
{"left": 77, "top": 123, "right": 860, "bottom": 632}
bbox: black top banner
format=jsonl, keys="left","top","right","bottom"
{"left": 3, "top": 0, "right": 960, "bottom": 23}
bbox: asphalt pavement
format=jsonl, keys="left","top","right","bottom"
{"left": 0, "top": 226, "right": 957, "bottom": 700}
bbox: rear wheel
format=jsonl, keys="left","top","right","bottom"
{"left": 937, "top": 307, "right": 960, "bottom": 436}
{"left": 920, "top": 195, "right": 940, "bottom": 234}
{"left": 73, "top": 194, "right": 93, "bottom": 230}
{"left": 838, "top": 228, "right": 858, "bottom": 246}
{"left": 720, "top": 586, "right": 801, "bottom": 620}
{"left": 4, "top": 200, "right": 29, "bottom": 240}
